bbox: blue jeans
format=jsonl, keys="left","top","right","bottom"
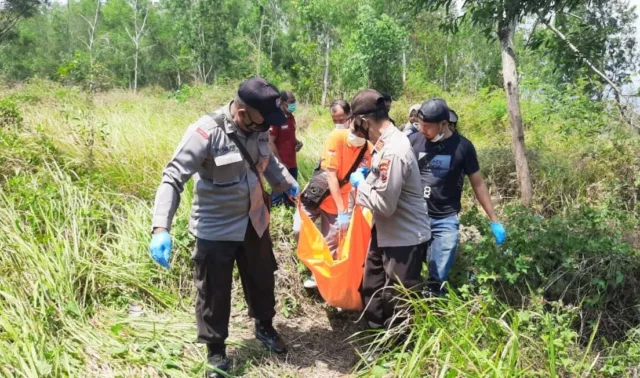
{"left": 426, "top": 215, "right": 460, "bottom": 294}
{"left": 271, "top": 167, "right": 298, "bottom": 207}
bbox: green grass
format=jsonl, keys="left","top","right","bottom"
{"left": 0, "top": 79, "right": 639, "bottom": 377}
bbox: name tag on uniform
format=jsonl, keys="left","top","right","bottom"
{"left": 214, "top": 152, "right": 243, "bottom": 166}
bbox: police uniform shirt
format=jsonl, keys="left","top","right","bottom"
{"left": 356, "top": 125, "right": 430, "bottom": 247}
{"left": 152, "top": 102, "right": 296, "bottom": 241}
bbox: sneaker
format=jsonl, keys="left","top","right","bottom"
{"left": 303, "top": 276, "right": 317, "bottom": 289}
{"left": 206, "top": 344, "right": 230, "bottom": 378}
{"left": 255, "top": 321, "right": 288, "bottom": 354}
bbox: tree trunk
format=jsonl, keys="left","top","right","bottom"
{"left": 67, "top": 0, "right": 72, "bottom": 58}
{"left": 133, "top": 49, "right": 138, "bottom": 94}
{"left": 321, "top": 36, "right": 330, "bottom": 107}
{"left": 499, "top": 21, "right": 533, "bottom": 206}
{"left": 257, "top": 6, "right": 264, "bottom": 76}
{"left": 402, "top": 48, "right": 407, "bottom": 87}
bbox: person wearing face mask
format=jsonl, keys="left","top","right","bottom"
{"left": 269, "top": 90, "right": 303, "bottom": 207}
{"left": 347, "top": 89, "right": 430, "bottom": 333}
{"left": 149, "top": 77, "right": 299, "bottom": 377}
{"left": 294, "top": 112, "right": 373, "bottom": 289}
{"left": 402, "top": 104, "right": 422, "bottom": 136}
{"left": 329, "top": 99, "right": 351, "bottom": 129}
{"left": 408, "top": 98, "right": 506, "bottom": 297}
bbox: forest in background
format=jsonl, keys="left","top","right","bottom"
{"left": 1, "top": 0, "right": 639, "bottom": 104}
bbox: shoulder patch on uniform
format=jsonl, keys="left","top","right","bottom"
{"left": 379, "top": 158, "right": 390, "bottom": 183}
{"left": 374, "top": 140, "right": 385, "bottom": 153}
{"left": 196, "top": 128, "right": 209, "bottom": 140}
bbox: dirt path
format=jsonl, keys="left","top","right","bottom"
{"left": 226, "top": 299, "right": 363, "bottom": 377}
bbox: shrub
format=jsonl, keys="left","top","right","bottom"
{"left": 0, "top": 97, "right": 23, "bottom": 130}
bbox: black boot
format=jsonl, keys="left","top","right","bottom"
{"left": 205, "top": 343, "right": 230, "bottom": 378}
{"left": 254, "top": 320, "right": 288, "bottom": 354}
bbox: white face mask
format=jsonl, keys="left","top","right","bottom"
{"left": 348, "top": 132, "right": 366, "bottom": 147}
{"left": 429, "top": 122, "right": 446, "bottom": 142}
{"left": 334, "top": 123, "right": 346, "bottom": 129}
{"left": 430, "top": 132, "right": 445, "bottom": 142}
{"left": 412, "top": 122, "right": 419, "bottom": 129}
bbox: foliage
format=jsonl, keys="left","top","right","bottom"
{"left": 0, "top": 80, "right": 638, "bottom": 377}
{"left": 529, "top": 0, "right": 639, "bottom": 97}
{"left": 0, "top": 97, "right": 22, "bottom": 130}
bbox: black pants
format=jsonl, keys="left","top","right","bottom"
{"left": 192, "top": 224, "right": 278, "bottom": 345}
{"left": 362, "top": 227, "right": 427, "bottom": 329}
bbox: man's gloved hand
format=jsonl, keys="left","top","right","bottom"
{"left": 360, "top": 167, "right": 371, "bottom": 177}
{"left": 286, "top": 181, "right": 300, "bottom": 199}
{"left": 490, "top": 222, "right": 507, "bottom": 245}
{"left": 350, "top": 168, "right": 368, "bottom": 188}
{"left": 337, "top": 212, "right": 351, "bottom": 229}
{"left": 150, "top": 230, "right": 172, "bottom": 269}
{"left": 295, "top": 140, "right": 304, "bottom": 152}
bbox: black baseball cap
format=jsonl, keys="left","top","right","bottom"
{"left": 238, "top": 77, "right": 286, "bottom": 126}
{"left": 418, "top": 98, "right": 451, "bottom": 123}
{"left": 351, "top": 89, "right": 387, "bottom": 116}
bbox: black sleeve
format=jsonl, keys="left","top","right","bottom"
{"left": 463, "top": 140, "right": 480, "bottom": 175}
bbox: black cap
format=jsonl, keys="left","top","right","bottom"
{"left": 418, "top": 98, "right": 451, "bottom": 123}
{"left": 238, "top": 77, "right": 286, "bottom": 126}
{"left": 381, "top": 92, "right": 392, "bottom": 102}
{"left": 351, "top": 89, "right": 387, "bottom": 116}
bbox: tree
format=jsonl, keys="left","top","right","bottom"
{"left": 79, "top": 0, "right": 102, "bottom": 94}
{"left": 528, "top": 0, "right": 639, "bottom": 127}
{"left": 125, "top": 0, "right": 149, "bottom": 94}
{"left": 0, "top": 0, "right": 46, "bottom": 42}
{"left": 413, "top": 0, "right": 588, "bottom": 206}
{"left": 341, "top": 5, "right": 406, "bottom": 97}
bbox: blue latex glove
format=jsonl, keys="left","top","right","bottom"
{"left": 490, "top": 222, "right": 507, "bottom": 245}
{"left": 337, "top": 212, "right": 351, "bottom": 229}
{"left": 150, "top": 230, "right": 172, "bottom": 269}
{"left": 350, "top": 168, "right": 367, "bottom": 188}
{"left": 286, "top": 181, "right": 300, "bottom": 199}
{"left": 360, "top": 167, "right": 371, "bottom": 177}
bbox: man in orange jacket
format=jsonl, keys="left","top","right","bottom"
{"left": 294, "top": 122, "right": 373, "bottom": 288}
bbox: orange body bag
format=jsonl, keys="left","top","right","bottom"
{"left": 296, "top": 202, "right": 373, "bottom": 311}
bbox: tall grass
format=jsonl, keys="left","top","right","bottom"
{"left": 0, "top": 79, "right": 639, "bottom": 376}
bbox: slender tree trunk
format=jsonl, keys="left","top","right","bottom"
{"left": 133, "top": 49, "right": 138, "bottom": 94}
{"left": 499, "top": 21, "right": 532, "bottom": 206}
{"left": 321, "top": 36, "right": 331, "bottom": 107}
{"left": 257, "top": 6, "right": 265, "bottom": 76}
{"left": 67, "top": 0, "right": 72, "bottom": 58}
{"left": 402, "top": 47, "right": 407, "bottom": 87}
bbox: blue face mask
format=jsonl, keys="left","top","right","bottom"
{"left": 287, "top": 103, "right": 297, "bottom": 113}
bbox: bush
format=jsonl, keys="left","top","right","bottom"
{"left": 0, "top": 97, "right": 22, "bottom": 130}
{"left": 453, "top": 205, "right": 640, "bottom": 341}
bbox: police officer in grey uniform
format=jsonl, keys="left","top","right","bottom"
{"left": 348, "top": 89, "right": 430, "bottom": 331}
{"left": 149, "top": 77, "right": 299, "bottom": 377}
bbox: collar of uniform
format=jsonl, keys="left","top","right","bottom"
{"left": 374, "top": 124, "right": 396, "bottom": 153}
{"left": 223, "top": 101, "right": 240, "bottom": 135}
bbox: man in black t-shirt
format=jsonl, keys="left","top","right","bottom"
{"left": 409, "top": 99, "right": 507, "bottom": 295}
